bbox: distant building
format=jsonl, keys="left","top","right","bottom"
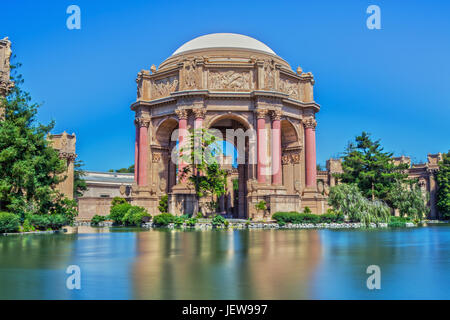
{"left": 77, "top": 171, "right": 134, "bottom": 221}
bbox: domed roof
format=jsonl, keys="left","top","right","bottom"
{"left": 172, "top": 33, "right": 277, "bottom": 56}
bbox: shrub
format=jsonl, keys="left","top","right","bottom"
{"left": 22, "top": 219, "right": 35, "bottom": 232}
{"left": 122, "top": 206, "right": 151, "bottom": 226}
{"left": 0, "top": 212, "right": 20, "bottom": 233}
{"left": 320, "top": 210, "right": 345, "bottom": 223}
{"left": 29, "top": 214, "right": 68, "bottom": 230}
{"left": 174, "top": 216, "right": 185, "bottom": 228}
{"left": 303, "top": 206, "right": 312, "bottom": 214}
{"left": 272, "top": 212, "right": 320, "bottom": 225}
{"left": 109, "top": 203, "right": 132, "bottom": 225}
{"left": 211, "top": 214, "right": 227, "bottom": 227}
{"left": 91, "top": 214, "right": 107, "bottom": 226}
{"left": 153, "top": 213, "right": 175, "bottom": 226}
{"left": 388, "top": 216, "right": 412, "bottom": 228}
{"left": 47, "top": 214, "right": 69, "bottom": 230}
{"left": 158, "top": 195, "right": 168, "bottom": 213}
{"left": 29, "top": 215, "right": 50, "bottom": 230}
{"left": 255, "top": 200, "right": 267, "bottom": 211}
{"left": 111, "top": 197, "right": 128, "bottom": 207}
{"left": 186, "top": 217, "right": 197, "bottom": 227}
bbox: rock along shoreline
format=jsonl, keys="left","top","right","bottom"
{"left": 74, "top": 220, "right": 419, "bottom": 230}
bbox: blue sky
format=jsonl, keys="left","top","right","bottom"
{"left": 1, "top": 0, "right": 449, "bottom": 171}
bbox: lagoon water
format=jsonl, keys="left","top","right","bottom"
{"left": 0, "top": 226, "right": 449, "bottom": 299}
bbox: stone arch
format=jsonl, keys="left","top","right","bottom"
{"left": 281, "top": 119, "right": 300, "bottom": 148}
{"left": 155, "top": 117, "right": 179, "bottom": 147}
{"left": 206, "top": 113, "right": 253, "bottom": 131}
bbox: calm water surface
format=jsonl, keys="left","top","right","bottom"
{"left": 0, "top": 226, "right": 449, "bottom": 299}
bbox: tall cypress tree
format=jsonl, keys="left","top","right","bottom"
{"left": 0, "top": 63, "right": 74, "bottom": 220}
{"left": 337, "top": 132, "right": 409, "bottom": 204}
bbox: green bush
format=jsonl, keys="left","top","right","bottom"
{"left": 122, "top": 206, "right": 151, "bottom": 226}
{"left": 109, "top": 203, "right": 132, "bottom": 225}
{"left": 174, "top": 216, "right": 185, "bottom": 228}
{"left": 91, "top": 214, "right": 107, "bottom": 226}
{"left": 22, "top": 219, "right": 35, "bottom": 232}
{"left": 186, "top": 217, "right": 197, "bottom": 227}
{"left": 320, "top": 210, "right": 345, "bottom": 223}
{"left": 47, "top": 215, "right": 69, "bottom": 230}
{"left": 153, "top": 213, "right": 175, "bottom": 226}
{"left": 303, "top": 206, "right": 312, "bottom": 214}
{"left": 0, "top": 212, "right": 20, "bottom": 233}
{"left": 28, "top": 214, "right": 68, "bottom": 230}
{"left": 29, "top": 215, "right": 50, "bottom": 230}
{"left": 111, "top": 197, "right": 128, "bottom": 207}
{"left": 211, "top": 214, "right": 227, "bottom": 227}
{"left": 272, "top": 212, "right": 321, "bottom": 225}
{"left": 388, "top": 216, "right": 411, "bottom": 228}
{"left": 158, "top": 195, "right": 168, "bottom": 213}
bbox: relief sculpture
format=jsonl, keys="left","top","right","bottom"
{"left": 208, "top": 70, "right": 250, "bottom": 90}
{"left": 279, "top": 76, "right": 299, "bottom": 100}
{"left": 152, "top": 76, "right": 179, "bottom": 99}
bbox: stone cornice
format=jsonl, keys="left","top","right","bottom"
{"left": 131, "top": 90, "right": 320, "bottom": 113}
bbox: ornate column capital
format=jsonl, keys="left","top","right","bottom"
{"left": 302, "top": 117, "right": 317, "bottom": 129}
{"left": 135, "top": 117, "right": 150, "bottom": 128}
{"left": 271, "top": 109, "right": 282, "bottom": 121}
{"left": 255, "top": 108, "right": 268, "bottom": 119}
{"left": 175, "top": 108, "right": 189, "bottom": 120}
{"left": 192, "top": 107, "right": 206, "bottom": 120}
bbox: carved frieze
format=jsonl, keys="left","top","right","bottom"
{"left": 152, "top": 76, "right": 179, "bottom": 99}
{"left": 279, "top": 75, "right": 299, "bottom": 100}
{"left": 208, "top": 70, "right": 250, "bottom": 91}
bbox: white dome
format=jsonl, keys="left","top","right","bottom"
{"left": 172, "top": 33, "right": 276, "bottom": 56}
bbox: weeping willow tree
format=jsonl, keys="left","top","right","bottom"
{"left": 328, "top": 183, "right": 391, "bottom": 226}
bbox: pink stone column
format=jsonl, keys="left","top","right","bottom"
{"left": 256, "top": 109, "right": 268, "bottom": 184}
{"left": 176, "top": 109, "right": 189, "bottom": 182}
{"left": 304, "top": 118, "right": 317, "bottom": 188}
{"left": 134, "top": 123, "right": 139, "bottom": 183}
{"left": 193, "top": 108, "right": 206, "bottom": 171}
{"left": 137, "top": 118, "right": 150, "bottom": 186}
{"left": 271, "top": 110, "right": 282, "bottom": 185}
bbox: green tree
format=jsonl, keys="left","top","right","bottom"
{"left": 109, "top": 165, "right": 134, "bottom": 173}
{"left": 388, "top": 181, "right": 429, "bottom": 220}
{"left": 328, "top": 183, "right": 391, "bottom": 225}
{"left": 180, "top": 128, "right": 228, "bottom": 214}
{"left": 0, "top": 63, "right": 74, "bottom": 221}
{"left": 337, "top": 132, "right": 409, "bottom": 204}
{"left": 73, "top": 159, "right": 87, "bottom": 198}
{"left": 436, "top": 151, "right": 450, "bottom": 219}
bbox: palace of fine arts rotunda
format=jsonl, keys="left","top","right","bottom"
{"left": 130, "top": 33, "right": 328, "bottom": 218}
{"left": 68, "top": 33, "right": 441, "bottom": 221}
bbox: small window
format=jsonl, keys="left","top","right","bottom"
{"left": 100, "top": 194, "right": 110, "bottom": 198}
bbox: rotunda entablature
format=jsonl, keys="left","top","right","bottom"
{"left": 132, "top": 33, "right": 319, "bottom": 119}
